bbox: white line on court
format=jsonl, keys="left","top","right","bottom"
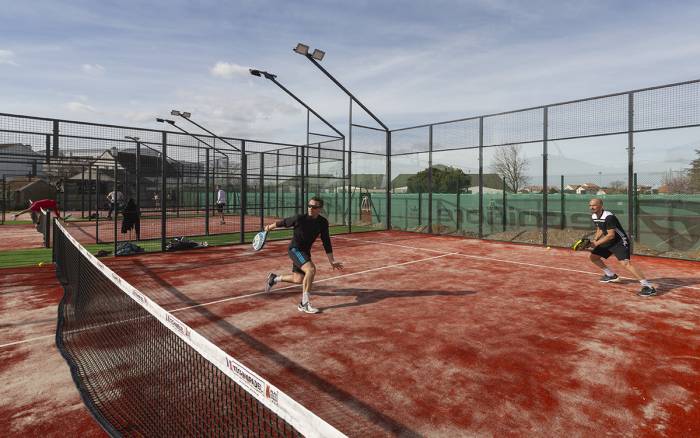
{"left": 170, "top": 251, "right": 459, "bottom": 313}
{"left": 0, "top": 251, "right": 458, "bottom": 349}
{"left": 334, "top": 235, "right": 700, "bottom": 292}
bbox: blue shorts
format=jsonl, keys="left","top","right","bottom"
{"left": 288, "top": 247, "right": 311, "bottom": 274}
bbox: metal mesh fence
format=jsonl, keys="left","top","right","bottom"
{"left": 0, "top": 113, "right": 347, "bottom": 253}
{"left": 388, "top": 79, "right": 700, "bottom": 261}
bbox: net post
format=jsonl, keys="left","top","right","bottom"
{"left": 44, "top": 210, "right": 51, "bottom": 248}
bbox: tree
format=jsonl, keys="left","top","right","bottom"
{"left": 406, "top": 166, "right": 470, "bottom": 193}
{"left": 690, "top": 149, "right": 700, "bottom": 193}
{"left": 662, "top": 170, "right": 691, "bottom": 194}
{"left": 489, "top": 144, "right": 529, "bottom": 192}
{"left": 608, "top": 180, "right": 627, "bottom": 193}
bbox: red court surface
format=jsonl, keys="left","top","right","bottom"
{"left": 2, "top": 230, "right": 699, "bottom": 436}
{"left": 0, "top": 266, "right": 105, "bottom": 437}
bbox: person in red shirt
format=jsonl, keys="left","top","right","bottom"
{"left": 12, "top": 199, "right": 62, "bottom": 222}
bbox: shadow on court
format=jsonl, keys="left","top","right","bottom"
{"left": 315, "top": 288, "right": 476, "bottom": 311}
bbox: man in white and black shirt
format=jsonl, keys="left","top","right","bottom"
{"left": 588, "top": 198, "right": 656, "bottom": 296}
{"left": 216, "top": 185, "right": 226, "bottom": 225}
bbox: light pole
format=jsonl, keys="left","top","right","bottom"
{"left": 249, "top": 68, "right": 345, "bottom": 207}
{"left": 293, "top": 43, "right": 391, "bottom": 230}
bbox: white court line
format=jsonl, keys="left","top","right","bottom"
{"left": 0, "top": 333, "right": 54, "bottom": 349}
{"left": 334, "top": 235, "right": 700, "bottom": 291}
{"left": 0, "top": 251, "right": 458, "bottom": 349}
{"left": 170, "top": 251, "right": 458, "bottom": 313}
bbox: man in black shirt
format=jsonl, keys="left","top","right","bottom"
{"left": 588, "top": 198, "right": 656, "bottom": 296}
{"left": 264, "top": 196, "right": 343, "bottom": 313}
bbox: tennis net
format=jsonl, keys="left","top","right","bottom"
{"left": 53, "top": 219, "right": 344, "bottom": 437}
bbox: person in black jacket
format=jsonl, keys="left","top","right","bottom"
{"left": 264, "top": 196, "right": 343, "bottom": 314}
{"left": 121, "top": 198, "right": 140, "bottom": 240}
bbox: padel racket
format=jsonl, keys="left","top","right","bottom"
{"left": 252, "top": 230, "right": 268, "bottom": 251}
{"left": 572, "top": 237, "right": 592, "bottom": 251}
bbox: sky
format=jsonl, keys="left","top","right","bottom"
{"left": 2, "top": 0, "right": 700, "bottom": 161}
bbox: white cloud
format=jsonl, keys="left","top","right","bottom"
{"left": 0, "top": 49, "right": 18, "bottom": 66}
{"left": 66, "top": 101, "right": 96, "bottom": 112}
{"left": 82, "top": 63, "right": 105, "bottom": 75}
{"left": 209, "top": 62, "right": 249, "bottom": 79}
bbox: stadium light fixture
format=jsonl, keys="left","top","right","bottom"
{"left": 249, "top": 69, "right": 277, "bottom": 80}
{"left": 311, "top": 49, "right": 325, "bottom": 61}
{"left": 293, "top": 43, "right": 309, "bottom": 56}
{"left": 155, "top": 118, "right": 175, "bottom": 125}
{"left": 171, "top": 110, "right": 191, "bottom": 119}
{"left": 124, "top": 135, "right": 140, "bottom": 142}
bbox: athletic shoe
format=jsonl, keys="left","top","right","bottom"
{"left": 638, "top": 286, "right": 657, "bottom": 297}
{"left": 600, "top": 274, "right": 620, "bottom": 283}
{"left": 265, "top": 273, "right": 276, "bottom": 293}
{"left": 297, "top": 302, "right": 319, "bottom": 314}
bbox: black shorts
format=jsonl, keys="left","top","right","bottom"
{"left": 216, "top": 202, "right": 225, "bottom": 213}
{"left": 288, "top": 247, "right": 311, "bottom": 274}
{"left": 591, "top": 240, "right": 630, "bottom": 261}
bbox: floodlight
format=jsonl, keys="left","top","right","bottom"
{"left": 262, "top": 71, "right": 277, "bottom": 80}
{"left": 156, "top": 118, "right": 175, "bottom": 125}
{"left": 124, "top": 135, "right": 140, "bottom": 141}
{"left": 311, "top": 49, "right": 325, "bottom": 61}
{"left": 170, "top": 110, "right": 181, "bottom": 116}
{"left": 182, "top": 112, "right": 191, "bottom": 119}
{"left": 293, "top": 43, "right": 309, "bottom": 56}
{"left": 249, "top": 69, "right": 262, "bottom": 77}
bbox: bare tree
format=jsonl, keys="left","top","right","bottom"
{"left": 662, "top": 170, "right": 691, "bottom": 194}
{"left": 490, "top": 144, "right": 530, "bottom": 192}
{"left": 608, "top": 180, "right": 627, "bottom": 193}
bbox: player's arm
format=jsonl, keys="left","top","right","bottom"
{"left": 264, "top": 215, "right": 299, "bottom": 232}
{"left": 321, "top": 222, "right": 343, "bottom": 270}
{"left": 593, "top": 229, "right": 615, "bottom": 247}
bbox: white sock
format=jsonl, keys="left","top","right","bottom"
{"left": 302, "top": 291, "right": 310, "bottom": 305}
{"left": 640, "top": 279, "right": 651, "bottom": 287}
{"left": 603, "top": 268, "right": 615, "bottom": 276}
{"left": 273, "top": 275, "right": 281, "bottom": 284}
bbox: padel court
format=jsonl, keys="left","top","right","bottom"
{"left": 60, "top": 229, "right": 700, "bottom": 436}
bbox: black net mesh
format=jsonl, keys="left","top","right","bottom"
{"left": 52, "top": 219, "right": 337, "bottom": 437}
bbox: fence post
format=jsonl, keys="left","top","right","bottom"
{"left": 161, "top": 132, "right": 168, "bottom": 252}
{"left": 240, "top": 141, "right": 247, "bottom": 244}
{"left": 52, "top": 120, "right": 59, "bottom": 158}
{"left": 627, "top": 92, "right": 635, "bottom": 246}
{"left": 114, "top": 152, "right": 118, "bottom": 256}
{"left": 478, "top": 117, "right": 484, "bottom": 238}
{"left": 560, "top": 175, "right": 565, "bottom": 229}
{"left": 95, "top": 167, "right": 100, "bottom": 243}
{"left": 259, "top": 152, "right": 265, "bottom": 230}
{"left": 502, "top": 179, "right": 507, "bottom": 232}
{"left": 634, "top": 172, "right": 640, "bottom": 242}
{"left": 428, "top": 125, "right": 433, "bottom": 234}
{"left": 205, "top": 149, "right": 210, "bottom": 236}
{"left": 542, "top": 106, "right": 549, "bottom": 246}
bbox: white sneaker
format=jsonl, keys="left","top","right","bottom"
{"left": 265, "top": 273, "right": 276, "bottom": 293}
{"left": 297, "top": 302, "right": 319, "bottom": 314}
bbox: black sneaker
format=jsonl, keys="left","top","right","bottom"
{"left": 600, "top": 274, "right": 620, "bottom": 283}
{"left": 265, "top": 273, "right": 276, "bottom": 293}
{"left": 638, "top": 285, "right": 657, "bottom": 297}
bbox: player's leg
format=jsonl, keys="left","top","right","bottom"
{"left": 617, "top": 249, "right": 656, "bottom": 296}
{"left": 298, "top": 261, "right": 318, "bottom": 313}
{"left": 589, "top": 249, "right": 619, "bottom": 282}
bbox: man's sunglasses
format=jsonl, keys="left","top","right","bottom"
{"left": 307, "top": 204, "right": 321, "bottom": 209}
